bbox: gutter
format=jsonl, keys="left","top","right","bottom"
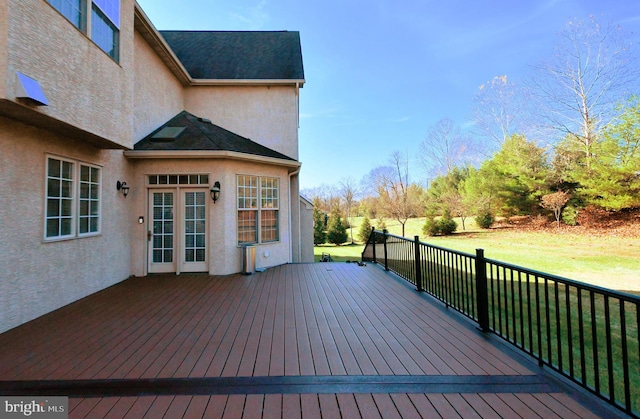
{"left": 123, "top": 149, "right": 301, "bottom": 169}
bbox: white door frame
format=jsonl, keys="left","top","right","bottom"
{"left": 148, "top": 187, "right": 209, "bottom": 274}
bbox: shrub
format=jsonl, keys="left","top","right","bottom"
{"left": 562, "top": 205, "right": 579, "bottom": 226}
{"left": 438, "top": 210, "right": 457, "bottom": 235}
{"left": 423, "top": 217, "right": 439, "bottom": 236}
{"left": 476, "top": 210, "right": 495, "bottom": 229}
{"left": 423, "top": 211, "right": 457, "bottom": 236}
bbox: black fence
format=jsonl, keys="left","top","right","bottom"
{"left": 362, "top": 228, "right": 640, "bottom": 418}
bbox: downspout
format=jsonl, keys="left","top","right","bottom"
{"left": 288, "top": 167, "right": 300, "bottom": 263}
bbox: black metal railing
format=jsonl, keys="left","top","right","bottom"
{"left": 362, "top": 228, "right": 640, "bottom": 418}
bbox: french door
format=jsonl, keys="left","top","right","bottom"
{"left": 148, "top": 188, "right": 208, "bottom": 273}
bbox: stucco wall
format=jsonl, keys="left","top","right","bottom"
{"left": 185, "top": 85, "right": 300, "bottom": 160}
{"left": 300, "top": 197, "right": 315, "bottom": 263}
{"left": 128, "top": 158, "right": 293, "bottom": 276}
{"left": 3, "top": 0, "right": 135, "bottom": 147}
{"left": 133, "top": 30, "right": 184, "bottom": 141}
{"left": 0, "top": 1, "right": 7, "bottom": 98}
{"left": 0, "top": 117, "right": 132, "bottom": 334}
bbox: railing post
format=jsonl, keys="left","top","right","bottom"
{"left": 371, "top": 227, "right": 377, "bottom": 263}
{"left": 414, "top": 236, "right": 423, "bottom": 292}
{"left": 383, "top": 229, "right": 389, "bottom": 271}
{"left": 475, "top": 248, "right": 490, "bottom": 332}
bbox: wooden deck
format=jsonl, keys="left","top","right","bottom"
{"left": 0, "top": 263, "right": 616, "bottom": 418}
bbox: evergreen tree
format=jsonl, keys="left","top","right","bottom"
{"left": 327, "top": 207, "right": 348, "bottom": 245}
{"left": 357, "top": 216, "right": 372, "bottom": 243}
{"left": 312, "top": 207, "right": 326, "bottom": 245}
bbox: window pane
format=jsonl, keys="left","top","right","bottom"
{"left": 48, "top": 0, "right": 85, "bottom": 31}
{"left": 93, "top": 0, "right": 120, "bottom": 28}
{"left": 61, "top": 217, "right": 72, "bottom": 235}
{"left": 238, "top": 210, "right": 257, "bottom": 244}
{"left": 91, "top": 5, "right": 119, "bottom": 61}
{"left": 47, "top": 179, "right": 60, "bottom": 198}
{"left": 261, "top": 210, "right": 279, "bottom": 242}
{"left": 46, "top": 219, "right": 59, "bottom": 238}
{"left": 48, "top": 158, "right": 60, "bottom": 177}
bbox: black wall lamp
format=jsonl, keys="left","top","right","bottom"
{"left": 210, "top": 181, "right": 221, "bottom": 203}
{"left": 116, "top": 180, "right": 130, "bottom": 198}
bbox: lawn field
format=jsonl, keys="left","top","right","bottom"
{"left": 314, "top": 216, "right": 640, "bottom": 293}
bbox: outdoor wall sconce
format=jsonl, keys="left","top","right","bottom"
{"left": 210, "top": 181, "right": 221, "bottom": 203}
{"left": 116, "top": 180, "right": 130, "bottom": 198}
{"left": 138, "top": 216, "right": 144, "bottom": 224}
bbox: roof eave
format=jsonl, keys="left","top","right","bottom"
{"left": 123, "top": 149, "right": 301, "bottom": 170}
{"left": 190, "top": 79, "right": 305, "bottom": 87}
{"left": 134, "top": 3, "right": 192, "bottom": 86}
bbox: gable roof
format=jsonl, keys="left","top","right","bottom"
{"left": 133, "top": 111, "right": 296, "bottom": 162}
{"left": 160, "top": 31, "right": 305, "bottom": 82}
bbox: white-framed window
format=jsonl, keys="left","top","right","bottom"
{"left": 45, "top": 156, "right": 101, "bottom": 240}
{"left": 47, "top": 0, "right": 120, "bottom": 61}
{"left": 237, "top": 175, "right": 279, "bottom": 245}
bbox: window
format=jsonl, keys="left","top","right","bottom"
{"left": 45, "top": 157, "right": 101, "bottom": 240}
{"left": 237, "top": 176, "right": 279, "bottom": 245}
{"left": 47, "top": 0, "right": 120, "bottom": 61}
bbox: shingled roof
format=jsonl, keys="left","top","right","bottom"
{"left": 160, "top": 31, "right": 304, "bottom": 81}
{"left": 134, "top": 111, "right": 296, "bottom": 161}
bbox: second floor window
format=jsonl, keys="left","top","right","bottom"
{"left": 47, "top": 0, "right": 120, "bottom": 61}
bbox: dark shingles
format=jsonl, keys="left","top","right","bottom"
{"left": 134, "top": 111, "right": 296, "bottom": 161}
{"left": 160, "top": 31, "right": 304, "bottom": 80}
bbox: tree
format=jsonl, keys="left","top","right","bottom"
{"left": 531, "top": 16, "right": 639, "bottom": 164}
{"left": 576, "top": 95, "right": 640, "bottom": 210}
{"left": 339, "top": 177, "right": 359, "bottom": 244}
{"left": 357, "top": 216, "right": 372, "bottom": 243}
{"left": 472, "top": 134, "right": 550, "bottom": 216}
{"left": 375, "top": 151, "right": 424, "bottom": 237}
{"left": 473, "top": 75, "right": 533, "bottom": 148}
{"left": 326, "top": 207, "right": 348, "bottom": 245}
{"left": 419, "top": 118, "right": 473, "bottom": 177}
{"left": 312, "top": 199, "right": 326, "bottom": 245}
{"left": 425, "top": 166, "right": 471, "bottom": 230}
{"left": 541, "top": 191, "right": 571, "bottom": 227}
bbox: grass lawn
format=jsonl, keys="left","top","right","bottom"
{"left": 314, "top": 216, "right": 640, "bottom": 293}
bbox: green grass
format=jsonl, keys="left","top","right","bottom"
{"left": 315, "top": 216, "right": 640, "bottom": 293}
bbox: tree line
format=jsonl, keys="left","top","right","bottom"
{"left": 304, "top": 16, "right": 640, "bottom": 243}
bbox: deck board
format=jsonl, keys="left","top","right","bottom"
{"left": 0, "top": 263, "right": 616, "bottom": 418}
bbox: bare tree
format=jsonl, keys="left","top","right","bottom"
{"left": 531, "top": 16, "right": 639, "bottom": 166}
{"left": 419, "top": 118, "right": 472, "bottom": 178}
{"left": 376, "top": 151, "right": 423, "bottom": 237}
{"left": 473, "top": 75, "right": 533, "bottom": 147}
{"left": 339, "top": 176, "right": 359, "bottom": 244}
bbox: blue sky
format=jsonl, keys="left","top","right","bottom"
{"left": 136, "top": 0, "right": 640, "bottom": 190}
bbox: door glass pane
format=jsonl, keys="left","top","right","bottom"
{"left": 184, "top": 191, "right": 206, "bottom": 263}
{"left": 152, "top": 192, "right": 173, "bottom": 263}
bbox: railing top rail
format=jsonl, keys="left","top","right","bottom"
{"left": 485, "top": 256, "right": 640, "bottom": 303}
{"left": 371, "top": 229, "right": 639, "bottom": 303}
{"left": 372, "top": 230, "right": 476, "bottom": 259}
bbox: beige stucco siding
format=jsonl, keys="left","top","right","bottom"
{"left": 3, "top": 0, "right": 135, "bottom": 148}
{"left": 128, "top": 158, "right": 292, "bottom": 276}
{"left": 133, "top": 29, "right": 184, "bottom": 141}
{"left": 0, "top": 1, "right": 7, "bottom": 98}
{"left": 0, "top": 117, "right": 132, "bottom": 333}
{"left": 185, "top": 85, "right": 299, "bottom": 160}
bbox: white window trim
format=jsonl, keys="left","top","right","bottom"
{"left": 44, "top": 155, "right": 102, "bottom": 242}
{"left": 237, "top": 175, "right": 280, "bottom": 246}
